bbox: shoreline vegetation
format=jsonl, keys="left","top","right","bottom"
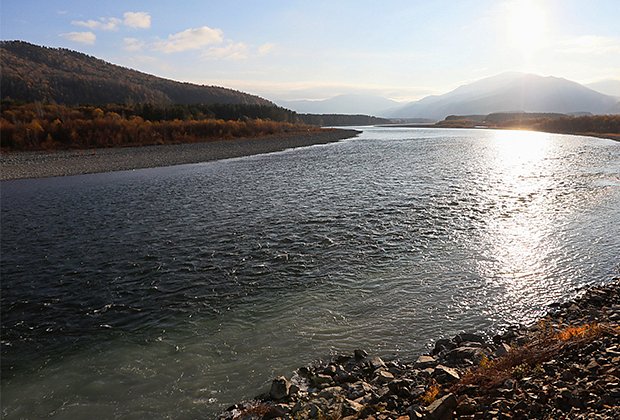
{"left": 387, "top": 112, "right": 620, "bottom": 141}
{"left": 221, "top": 280, "right": 620, "bottom": 419}
{"left": 0, "top": 101, "right": 362, "bottom": 180}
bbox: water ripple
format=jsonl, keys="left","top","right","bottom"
{"left": 1, "top": 127, "right": 619, "bottom": 418}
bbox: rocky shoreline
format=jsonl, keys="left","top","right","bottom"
{"left": 221, "top": 281, "right": 620, "bottom": 419}
{"left": 0, "top": 129, "right": 360, "bottom": 180}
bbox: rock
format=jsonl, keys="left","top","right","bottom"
{"left": 375, "top": 370, "right": 394, "bottom": 383}
{"left": 318, "top": 386, "right": 343, "bottom": 399}
{"left": 446, "top": 346, "right": 488, "bottom": 364}
{"left": 433, "top": 338, "right": 456, "bottom": 355}
{"left": 269, "top": 376, "right": 290, "bottom": 401}
{"left": 354, "top": 349, "right": 368, "bottom": 360}
{"left": 495, "top": 342, "right": 511, "bottom": 357}
{"left": 322, "top": 365, "right": 337, "bottom": 375}
{"left": 369, "top": 356, "right": 387, "bottom": 370}
{"left": 415, "top": 355, "right": 437, "bottom": 368}
{"left": 388, "top": 380, "right": 413, "bottom": 398}
{"left": 425, "top": 393, "right": 457, "bottom": 420}
{"left": 455, "top": 396, "right": 477, "bottom": 415}
{"left": 347, "top": 381, "right": 374, "bottom": 400}
{"left": 434, "top": 365, "right": 460, "bottom": 383}
{"left": 311, "top": 374, "right": 334, "bottom": 387}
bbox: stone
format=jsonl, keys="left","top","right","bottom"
{"left": 369, "top": 356, "right": 387, "bottom": 370}
{"left": 446, "top": 346, "right": 488, "bottom": 364}
{"left": 269, "top": 376, "right": 290, "bottom": 401}
{"left": 425, "top": 393, "right": 457, "bottom": 420}
{"left": 388, "top": 380, "right": 413, "bottom": 398}
{"left": 347, "top": 381, "right": 374, "bottom": 399}
{"left": 495, "top": 342, "right": 511, "bottom": 357}
{"left": 433, "top": 338, "right": 456, "bottom": 355}
{"left": 415, "top": 355, "right": 437, "bottom": 368}
{"left": 434, "top": 365, "right": 460, "bottom": 383}
{"left": 354, "top": 349, "right": 368, "bottom": 360}
{"left": 322, "top": 365, "right": 337, "bottom": 375}
{"left": 455, "top": 396, "right": 477, "bottom": 415}
{"left": 560, "top": 370, "right": 575, "bottom": 381}
{"left": 375, "top": 370, "right": 394, "bottom": 382}
{"left": 318, "top": 386, "right": 343, "bottom": 399}
{"left": 311, "top": 374, "right": 334, "bottom": 387}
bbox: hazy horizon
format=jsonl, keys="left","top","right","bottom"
{"left": 1, "top": 0, "right": 619, "bottom": 102}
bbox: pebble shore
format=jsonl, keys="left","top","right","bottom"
{"left": 221, "top": 281, "right": 620, "bottom": 419}
{"left": 0, "top": 129, "right": 360, "bottom": 180}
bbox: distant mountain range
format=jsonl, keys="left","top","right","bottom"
{"left": 279, "top": 73, "right": 620, "bottom": 120}
{"left": 0, "top": 41, "right": 272, "bottom": 106}
{"left": 276, "top": 94, "right": 403, "bottom": 117}
{"left": 388, "top": 72, "right": 619, "bottom": 120}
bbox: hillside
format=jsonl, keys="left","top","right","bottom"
{"left": 0, "top": 41, "right": 272, "bottom": 106}
{"left": 389, "top": 72, "right": 619, "bottom": 120}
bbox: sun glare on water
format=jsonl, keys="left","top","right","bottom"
{"left": 506, "top": 0, "right": 548, "bottom": 55}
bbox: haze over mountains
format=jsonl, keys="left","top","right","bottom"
{"left": 278, "top": 73, "right": 620, "bottom": 120}
{"left": 586, "top": 80, "right": 620, "bottom": 98}
{"left": 388, "top": 72, "right": 619, "bottom": 120}
{"left": 275, "top": 94, "right": 404, "bottom": 118}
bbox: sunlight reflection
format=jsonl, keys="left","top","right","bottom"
{"left": 480, "top": 129, "right": 558, "bottom": 319}
{"left": 492, "top": 129, "right": 551, "bottom": 172}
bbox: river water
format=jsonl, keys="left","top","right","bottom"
{"left": 1, "top": 127, "right": 619, "bottom": 418}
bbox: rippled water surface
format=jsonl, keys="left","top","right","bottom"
{"left": 2, "top": 127, "right": 619, "bottom": 418}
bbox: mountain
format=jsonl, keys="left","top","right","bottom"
{"left": 389, "top": 72, "right": 619, "bottom": 120}
{"left": 275, "top": 94, "right": 403, "bottom": 116}
{"left": 0, "top": 41, "right": 272, "bottom": 106}
{"left": 586, "top": 79, "right": 620, "bottom": 98}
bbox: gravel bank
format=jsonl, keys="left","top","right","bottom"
{"left": 0, "top": 129, "right": 360, "bottom": 180}
{"left": 221, "top": 280, "right": 620, "bottom": 419}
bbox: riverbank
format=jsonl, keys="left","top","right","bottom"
{"left": 0, "top": 129, "right": 360, "bottom": 180}
{"left": 381, "top": 124, "right": 620, "bottom": 142}
{"left": 221, "top": 280, "right": 620, "bottom": 419}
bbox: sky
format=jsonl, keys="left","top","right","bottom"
{"left": 1, "top": 0, "right": 619, "bottom": 102}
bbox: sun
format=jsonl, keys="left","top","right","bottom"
{"left": 506, "top": 0, "right": 548, "bottom": 55}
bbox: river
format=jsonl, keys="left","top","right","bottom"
{"left": 1, "top": 127, "right": 619, "bottom": 418}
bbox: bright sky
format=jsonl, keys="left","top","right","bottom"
{"left": 1, "top": 0, "right": 619, "bottom": 101}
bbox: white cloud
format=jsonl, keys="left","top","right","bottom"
{"left": 123, "top": 37, "right": 145, "bottom": 52}
{"left": 557, "top": 35, "right": 620, "bottom": 55}
{"left": 123, "top": 11, "right": 151, "bottom": 29}
{"left": 72, "top": 17, "right": 121, "bottom": 31}
{"left": 60, "top": 31, "right": 96, "bottom": 45}
{"left": 154, "top": 26, "right": 223, "bottom": 53}
{"left": 258, "top": 43, "right": 276, "bottom": 56}
{"left": 202, "top": 42, "right": 249, "bottom": 60}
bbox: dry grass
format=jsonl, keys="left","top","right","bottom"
{"left": 420, "top": 384, "right": 440, "bottom": 405}
{"left": 452, "top": 322, "right": 617, "bottom": 392}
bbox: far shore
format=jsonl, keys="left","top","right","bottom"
{"left": 0, "top": 129, "right": 360, "bottom": 181}
{"left": 380, "top": 123, "right": 620, "bottom": 142}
